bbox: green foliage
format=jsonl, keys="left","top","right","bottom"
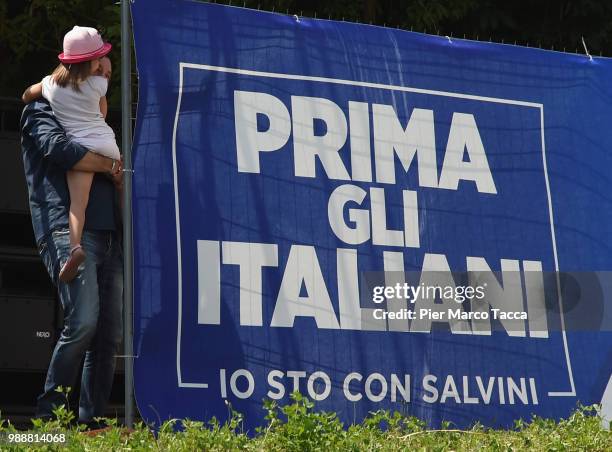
{"left": 0, "top": 393, "right": 610, "bottom": 451}
{"left": 259, "top": 392, "right": 346, "bottom": 450}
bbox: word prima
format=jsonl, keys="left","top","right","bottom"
{"left": 235, "top": 90, "right": 497, "bottom": 193}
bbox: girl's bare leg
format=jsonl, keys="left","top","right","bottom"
{"left": 67, "top": 170, "right": 94, "bottom": 247}
{"left": 59, "top": 170, "right": 94, "bottom": 282}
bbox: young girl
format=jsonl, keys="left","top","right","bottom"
{"left": 22, "top": 26, "right": 120, "bottom": 283}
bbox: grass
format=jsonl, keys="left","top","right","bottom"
{"left": 0, "top": 391, "right": 610, "bottom": 451}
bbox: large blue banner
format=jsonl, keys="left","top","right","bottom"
{"left": 131, "top": 0, "right": 612, "bottom": 429}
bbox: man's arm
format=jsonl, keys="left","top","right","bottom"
{"left": 72, "top": 151, "right": 118, "bottom": 173}
{"left": 73, "top": 154, "right": 123, "bottom": 182}
{"left": 21, "top": 101, "right": 120, "bottom": 173}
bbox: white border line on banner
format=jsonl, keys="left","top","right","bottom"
{"left": 172, "top": 62, "right": 576, "bottom": 397}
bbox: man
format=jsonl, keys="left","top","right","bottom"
{"left": 20, "top": 56, "right": 124, "bottom": 426}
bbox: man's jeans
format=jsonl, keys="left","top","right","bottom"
{"left": 35, "top": 228, "right": 123, "bottom": 423}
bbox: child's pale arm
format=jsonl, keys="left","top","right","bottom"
{"left": 22, "top": 82, "right": 43, "bottom": 104}
{"left": 99, "top": 96, "right": 108, "bottom": 119}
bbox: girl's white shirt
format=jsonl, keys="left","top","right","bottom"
{"left": 41, "top": 75, "right": 116, "bottom": 141}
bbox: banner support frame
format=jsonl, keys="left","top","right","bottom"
{"left": 121, "top": 0, "right": 135, "bottom": 429}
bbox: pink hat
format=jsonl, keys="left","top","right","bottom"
{"left": 58, "top": 26, "right": 112, "bottom": 63}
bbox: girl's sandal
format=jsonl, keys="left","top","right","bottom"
{"left": 59, "top": 244, "right": 87, "bottom": 283}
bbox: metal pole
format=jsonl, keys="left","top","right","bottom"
{"left": 121, "top": 0, "right": 134, "bottom": 429}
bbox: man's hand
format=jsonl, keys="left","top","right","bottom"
{"left": 110, "top": 158, "right": 124, "bottom": 191}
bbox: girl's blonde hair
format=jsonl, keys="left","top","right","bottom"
{"left": 51, "top": 61, "right": 93, "bottom": 91}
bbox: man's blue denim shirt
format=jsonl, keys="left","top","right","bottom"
{"left": 20, "top": 99, "right": 117, "bottom": 245}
